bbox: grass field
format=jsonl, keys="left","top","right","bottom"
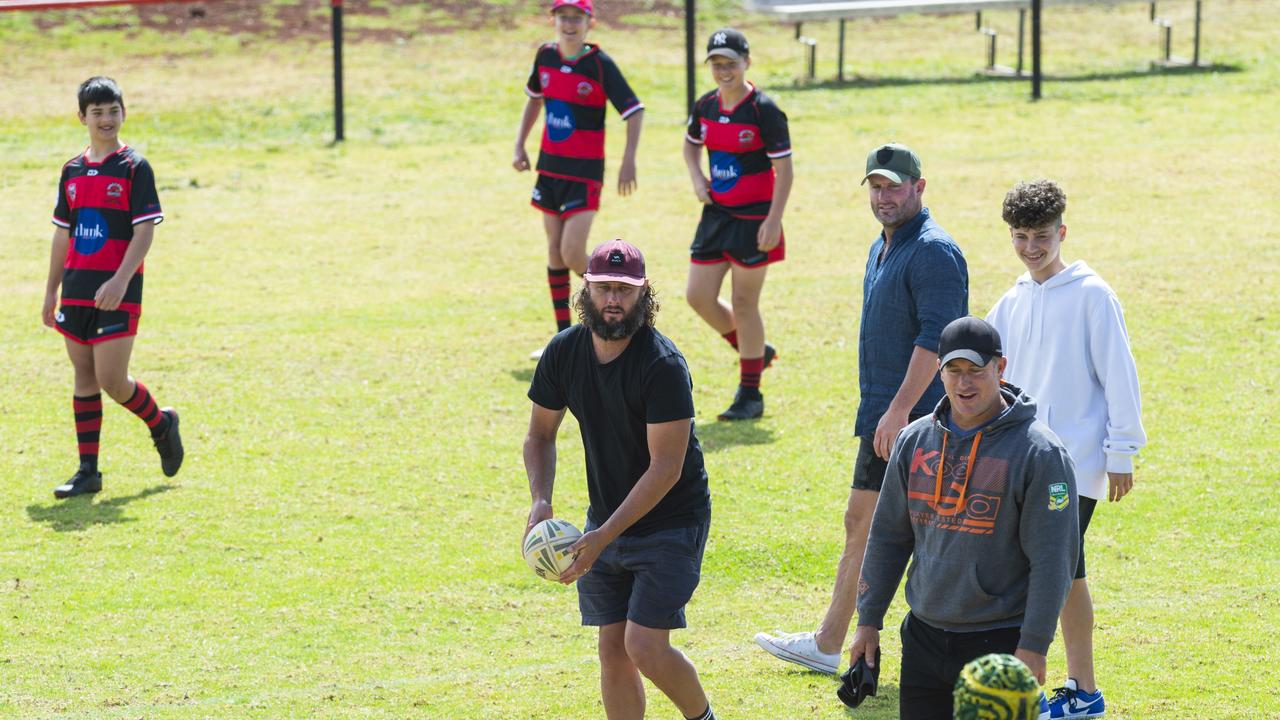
{"left": 1, "top": 0, "right": 1278, "bottom": 717}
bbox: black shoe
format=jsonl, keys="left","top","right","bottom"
{"left": 717, "top": 388, "right": 764, "bottom": 421}
{"left": 763, "top": 343, "right": 777, "bottom": 370}
{"left": 54, "top": 468, "right": 102, "bottom": 499}
{"left": 154, "top": 408, "right": 184, "bottom": 477}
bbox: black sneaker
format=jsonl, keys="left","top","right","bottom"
{"left": 763, "top": 343, "right": 777, "bottom": 370}
{"left": 717, "top": 388, "right": 764, "bottom": 421}
{"left": 54, "top": 468, "right": 103, "bottom": 499}
{"left": 154, "top": 408, "right": 184, "bottom": 477}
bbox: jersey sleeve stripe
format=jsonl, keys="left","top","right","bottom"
{"left": 766, "top": 148, "right": 793, "bottom": 159}
{"left": 619, "top": 103, "right": 645, "bottom": 120}
{"left": 525, "top": 87, "right": 543, "bottom": 99}
{"left": 685, "top": 133, "right": 704, "bottom": 145}
{"left": 132, "top": 211, "right": 164, "bottom": 225}
{"left": 52, "top": 216, "right": 71, "bottom": 228}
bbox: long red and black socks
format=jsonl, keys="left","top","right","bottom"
{"left": 121, "top": 380, "right": 170, "bottom": 439}
{"left": 723, "top": 330, "right": 765, "bottom": 397}
{"left": 73, "top": 394, "right": 102, "bottom": 472}
{"left": 548, "top": 267, "right": 572, "bottom": 332}
{"left": 739, "top": 356, "right": 765, "bottom": 397}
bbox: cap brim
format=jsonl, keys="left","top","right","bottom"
{"left": 705, "top": 48, "right": 743, "bottom": 61}
{"left": 861, "top": 168, "right": 905, "bottom": 185}
{"left": 940, "top": 349, "right": 995, "bottom": 367}
{"left": 583, "top": 272, "right": 645, "bottom": 286}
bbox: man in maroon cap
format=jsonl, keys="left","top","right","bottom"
{"left": 524, "top": 240, "right": 717, "bottom": 720}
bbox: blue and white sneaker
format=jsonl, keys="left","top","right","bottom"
{"left": 1038, "top": 691, "right": 1050, "bottom": 720}
{"left": 1047, "top": 678, "right": 1106, "bottom": 718}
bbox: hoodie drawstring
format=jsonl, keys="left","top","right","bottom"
{"left": 933, "top": 431, "right": 982, "bottom": 516}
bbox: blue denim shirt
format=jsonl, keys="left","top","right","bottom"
{"left": 856, "top": 207, "right": 968, "bottom": 437}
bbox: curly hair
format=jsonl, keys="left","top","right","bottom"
{"left": 574, "top": 283, "right": 661, "bottom": 329}
{"left": 1002, "top": 179, "right": 1067, "bottom": 229}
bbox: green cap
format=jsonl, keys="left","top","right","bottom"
{"left": 862, "top": 142, "right": 922, "bottom": 185}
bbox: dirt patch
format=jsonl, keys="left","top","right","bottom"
{"left": 30, "top": 0, "right": 690, "bottom": 43}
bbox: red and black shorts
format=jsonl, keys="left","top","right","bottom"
{"left": 56, "top": 304, "right": 139, "bottom": 345}
{"left": 690, "top": 204, "right": 785, "bottom": 268}
{"left": 531, "top": 174, "right": 602, "bottom": 218}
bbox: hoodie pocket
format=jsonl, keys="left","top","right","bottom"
{"left": 908, "top": 553, "right": 1010, "bottom": 625}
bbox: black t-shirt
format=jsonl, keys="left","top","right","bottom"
{"left": 528, "top": 324, "right": 711, "bottom": 535}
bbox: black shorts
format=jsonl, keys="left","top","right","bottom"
{"left": 690, "top": 204, "right": 785, "bottom": 268}
{"left": 531, "top": 174, "right": 601, "bottom": 217}
{"left": 899, "top": 613, "right": 1024, "bottom": 720}
{"left": 851, "top": 414, "right": 928, "bottom": 491}
{"left": 577, "top": 516, "right": 710, "bottom": 630}
{"left": 55, "top": 304, "right": 139, "bottom": 345}
{"left": 1075, "top": 496, "right": 1097, "bottom": 580}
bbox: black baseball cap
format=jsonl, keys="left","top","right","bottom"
{"left": 938, "top": 317, "right": 1003, "bottom": 368}
{"left": 706, "top": 28, "right": 749, "bottom": 61}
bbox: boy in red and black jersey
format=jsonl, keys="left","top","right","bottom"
{"left": 41, "top": 77, "right": 184, "bottom": 498}
{"left": 514, "top": 0, "right": 645, "bottom": 355}
{"left": 683, "top": 29, "right": 793, "bottom": 421}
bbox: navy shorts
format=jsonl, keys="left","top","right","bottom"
{"left": 851, "top": 414, "right": 928, "bottom": 491}
{"left": 1076, "top": 496, "right": 1097, "bottom": 579}
{"left": 56, "top": 304, "right": 139, "bottom": 345}
{"left": 690, "top": 204, "right": 784, "bottom": 268}
{"left": 531, "top": 174, "right": 601, "bottom": 217}
{"left": 577, "top": 516, "right": 710, "bottom": 630}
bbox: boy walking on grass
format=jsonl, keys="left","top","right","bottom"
{"left": 986, "top": 179, "right": 1146, "bottom": 719}
{"left": 42, "top": 76, "right": 184, "bottom": 499}
{"left": 513, "top": 0, "right": 645, "bottom": 358}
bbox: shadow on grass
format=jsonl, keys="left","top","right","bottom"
{"left": 26, "top": 484, "right": 175, "bottom": 532}
{"left": 696, "top": 419, "right": 775, "bottom": 452}
{"left": 508, "top": 367, "right": 535, "bottom": 384}
{"left": 788, "top": 62, "right": 1242, "bottom": 91}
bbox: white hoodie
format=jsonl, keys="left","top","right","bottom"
{"left": 986, "top": 260, "right": 1146, "bottom": 500}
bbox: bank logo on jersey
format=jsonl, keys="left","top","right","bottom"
{"left": 73, "top": 207, "right": 109, "bottom": 255}
{"left": 709, "top": 151, "right": 742, "bottom": 193}
{"left": 544, "top": 99, "right": 577, "bottom": 143}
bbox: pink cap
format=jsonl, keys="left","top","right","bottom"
{"left": 583, "top": 239, "right": 645, "bottom": 286}
{"left": 551, "top": 0, "right": 592, "bottom": 14}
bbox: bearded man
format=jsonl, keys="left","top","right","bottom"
{"left": 523, "top": 239, "right": 717, "bottom": 720}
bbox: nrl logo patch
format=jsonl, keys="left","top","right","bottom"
{"left": 1047, "top": 482, "right": 1070, "bottom": 512}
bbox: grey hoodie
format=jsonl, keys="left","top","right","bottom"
{"left": 856, "top": 384, "right": 1079, "bottom": 654}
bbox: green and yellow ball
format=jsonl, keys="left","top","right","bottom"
{"left": 953, "top": 653, "right": 1041, "bottom": 720}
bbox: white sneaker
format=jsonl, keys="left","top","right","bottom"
{"left": 753, "top": 630, "right": 840, "bottom": 675}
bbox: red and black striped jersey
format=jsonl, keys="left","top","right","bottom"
{"left": 51, "top": 145, "right": 163, "bottom": 313}
{"left": 525, "top": 43, "right": 644, "bottom": 183}
{"left": 685, "top": 84, "right": 791, "bottom": 219}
